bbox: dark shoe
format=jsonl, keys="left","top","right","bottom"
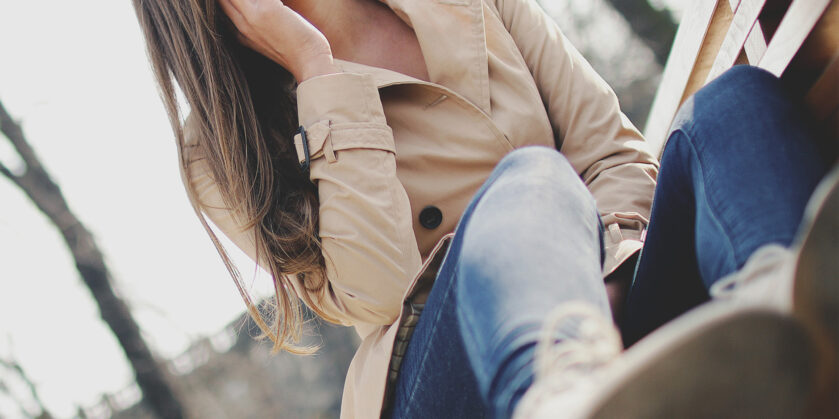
{"left": 517, "top": 303, "right": 815, "bottom": 419}
{"left": 711, "top": 164, "right": 839, "bottom": 417}
{"left": 791, "top": 165, "right": 839, "bottom": 418}
{"left": 517, "top": 167, "right": 838, "bottom": 419}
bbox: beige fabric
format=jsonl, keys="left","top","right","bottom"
{"left": 182, "top": 0, "right": 659, "bottom": 417}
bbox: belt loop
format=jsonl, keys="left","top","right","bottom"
{"left": 297, "top": 126, "right": 310, "bottom": 173}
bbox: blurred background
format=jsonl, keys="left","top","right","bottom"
{"left": 0, "top": 0, "right": 685, "bottom": 417}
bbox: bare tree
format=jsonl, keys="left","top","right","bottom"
{"left": 0, "top": 99, "right": 186, "bottom": 419}
{"left": 0, "top": 353, "right": 54, "bottom": 419}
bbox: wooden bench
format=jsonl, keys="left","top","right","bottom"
{"left": 644, "top": 0, "right": 839, "bottom": 156}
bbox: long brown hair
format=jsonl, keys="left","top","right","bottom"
{"left": 133, "top": 0, "right": 328, "bottom": 353}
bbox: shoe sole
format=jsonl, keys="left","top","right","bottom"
{"left": 791, "top": 165, "right": 839, "bottom": 417}
{"left": 582, "top": 305, "right": 816, "bottom": 419}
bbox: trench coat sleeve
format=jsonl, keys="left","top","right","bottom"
{"left": 183, "top": 72, "right": 422, "bottom": 327}
{"left": 493, "top": 0, "right": 659, "bottom": 275}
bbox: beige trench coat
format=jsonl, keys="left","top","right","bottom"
{"left": 183, "top": 0, "right": 659, "bottom": 417}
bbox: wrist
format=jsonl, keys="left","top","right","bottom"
{"left": 294, "top": 54, "right": 341, "bottom": 83}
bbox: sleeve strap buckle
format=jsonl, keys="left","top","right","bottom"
{"left": 296, "top": 125, "right": 310, "bottom": 173}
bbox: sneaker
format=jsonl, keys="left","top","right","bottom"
{"left": 513, "top": 302, "right": 623, "bottom": 419}
{"left": 513, "top": 165, "right": 839, "bottom": 419}
{"left": 710, "top": 166, "right": 838, "bottom": 332}
{"left": 710, "top": 243, "right": 796, "bottom": 309}
{"left": 790, "top": 165, "right": 838, "bottom": 417}
{"left": 710, "top": 165, "right": 839, "bottom": 417}
{"left": 516, "top": 303, "right": 816, "bottom": 419}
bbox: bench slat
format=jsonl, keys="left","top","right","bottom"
{"left": 707, "top": 0, "right": 768, "bottom": 83}
{"left": 726, "top": 0, "right": 768, "bottom": 63}
{"left": 644, "top": 1, "right": 721, "bottom": 155}
{"left": 758, "top": 0, "right": 832, "bottom": 76}
{"left": 743, "top": 21, "right": 768, "bottom": 62}
{"left": 646, "top": 0, "right": 838, "bottom": 158}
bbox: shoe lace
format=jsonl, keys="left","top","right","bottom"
{"left": 514, "top": 303, "right": 623, "bottom": 419}
{"left": 535, "top": 302, "right": 623, "bottom": 386}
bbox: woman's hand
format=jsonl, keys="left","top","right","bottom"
{"left": 219, "top": 0, "right": 340, "bottom": 82}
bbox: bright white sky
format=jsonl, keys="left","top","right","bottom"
{"left": 0, "top": 0, "right": 685, "bottom": 417}
{"left": 0, "top": 1, "right": 273, "bottom": 416}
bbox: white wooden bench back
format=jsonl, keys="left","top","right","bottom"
{"left": 644, "top": 0, "right": 838, "bottom": 156}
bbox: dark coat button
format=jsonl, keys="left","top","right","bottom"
{"left": 419, "top": 206, "right": 443, "bottom": 229}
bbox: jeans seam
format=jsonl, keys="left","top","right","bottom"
{"left": 398, "top": 270, "right": 459, "bottom": 418}
{"left": 456, "top": 286, "right": 489, "bottom": 409}
{"left": 678, "top": 127, "right": 742, "bottom": 267}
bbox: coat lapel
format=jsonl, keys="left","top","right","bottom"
{"left": 380, "top": 0, "right": 492, "bottom": 114}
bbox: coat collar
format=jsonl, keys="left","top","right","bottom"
{"left": 343, "top": 0, "right": 491, "bottom": 114}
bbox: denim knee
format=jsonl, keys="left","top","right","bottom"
{"left": 665, "top": 65, "right": 796, "bottom": 161}
{"left": 472, "top": 146, "right": 603, "bottom": 265}
{"left": 489, "top": 146, "right": 592, "bottom": 205}
{"left": 669, "top": 66, "right": 785, "bottom": 142}
{"left": 705, "top": 65, "right": 781, "bottom": 98}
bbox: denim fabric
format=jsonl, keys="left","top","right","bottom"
{"left": 389, "top": 65, "right": 830, "bottom": 418}
{"left": 622, "top": 66, "right": 831, "bottom": 346}
{"left": 388, "top": 147, "right": 609, "bottom": 419}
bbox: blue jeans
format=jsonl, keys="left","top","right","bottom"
{"left": 389, "top": 66, "right": 830, "bottom": 418}
{"left": 622, "top": 66, "right": 831, "bottom": 345}
{"left": 389, "top": 147, "right": 610, "bottom": 419}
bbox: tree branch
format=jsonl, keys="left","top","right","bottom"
{"left": 0, "top": 97, "right": 187, "bottom": 418}
{"left": 0, "top": 161, "right": 16, "bottom": 183}
{"left": 0, "top": 102, "right": 23, "bottom": 186}
{"left": 0, "top": 100, "right": 42, "bottom": 175}
{"left": 0, "top": 357, "right": 51, "bottom": 418}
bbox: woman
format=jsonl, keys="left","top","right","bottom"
{"left": 132, "top": 0, "right": 834, "bottom": 417}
